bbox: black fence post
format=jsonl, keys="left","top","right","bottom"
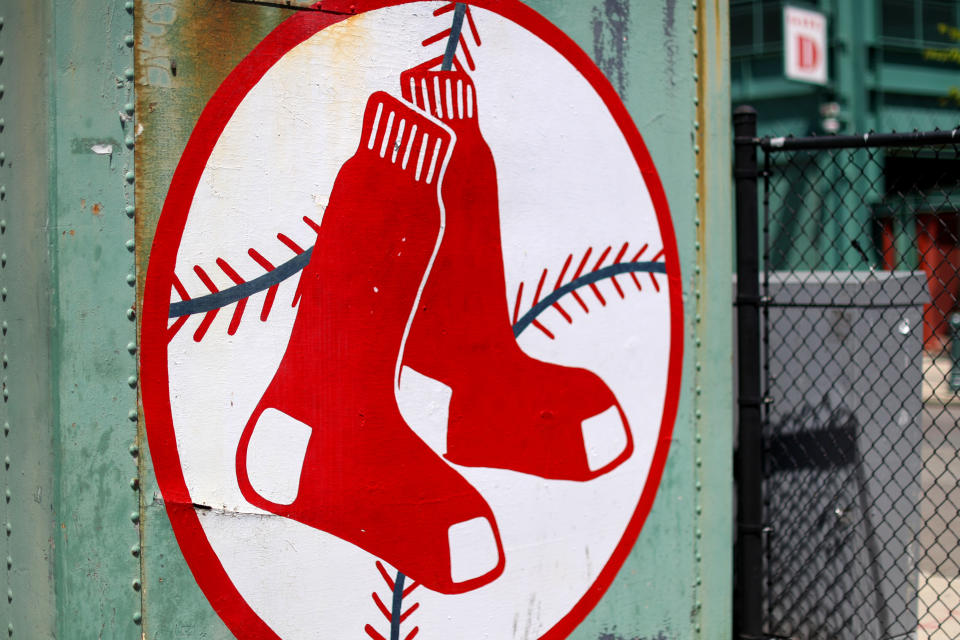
{"left": 734, "top": 105, "right": 763, "bottom": 640}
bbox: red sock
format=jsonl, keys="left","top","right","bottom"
{"left": 236, "top": 92, "right": 505, "bottom": 594}
{"left": 400, "top": 69, "right": 633, "bottom": 481}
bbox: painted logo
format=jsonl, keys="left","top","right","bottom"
{"left": 141, "top": 1, "right": 682, "bottom": 638}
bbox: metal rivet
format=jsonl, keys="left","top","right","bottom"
{"left": 124, "top": 171, "right": 134, "bottom": 183}
{"left": 125, "top": 205, "right": 135, "bottom": 218}
{"left": 127, "top": 375, "right": 137, "bottom": 388}
{"left": 5, "top": 523, "right": 11, "bottom": 535}
{"left": 5, "top": 556, "right": 11, "bottom": 569}
{"left": 692, "top": 25, "right": 697, "bottom": 33}
{"left": 125, "top": 239, "right": 135, "bottom": 252}
{"left": 132, "top": 579, "right": 141, "bottom": 591}
{"left": 4, "top": 489, "right": 9, "bottom": 502}
{"left": 125, "top": 1, "right": 134, "bottom": 12}
{"left": 126, "top": 273, "right": 136, "bottom": 286}
{"left": 124, "top": 102, "right": 135, "bottom": 115}
{"left": 124, "top": 68, "right": 134, "bottom": 81}
{"left": 128, "top": 409, "right": 137, "bottom": 422}
{"left": 3, "top": 421, "right": 8, "bottom": 436}
{"left": 696, "top": 505, "right": 702, "bottom": 515}
{"left": 129, "top": 444, "right": 138, "bottom": 457}
{"left": 126, "top": 308, "right": 135, "bottom": 320}
{"left": 693, "top": 49, "right": 698, "bottom": 57}
{"left": 694, "top": 241, "right": 701, "bottom": 251}
{"left": 1, "top": 355, "right": 6, "bottom": 367}
{"left": 130, "top": 512, "right": 139, "bottom": 524}
{"left": 2, "top": 320, "right": 7, "bottom": 334}
{"left": 696, "top": 528, "right": 702, "bottom": 538}
{"left": 125, "top": 135, "right": 134, "bottom": 149}
{"left": 695, "top": 410, "right": 702, "bottom": 419}
{"left": 124, "top": 35, "right": 134, "bottom": 47}
{"left": 132, "top": 612, "right": 142, "bottom": 625}
{"left": 694, "top": 144, "right": 700, "bottom": 154}
{"left": 3, "top": 457, "right": 8, "bottom": 469}
{"left": 1, "top": 287, "right": 7, "bottom": 300}
{"left": 0, "top": 219, "right": 5, "bottom": 232}
{"left": 7, "top": 622, "right": 11, "bottom": 636}
{"left": 130, "top": 477, "right": 139, "bottom": 491}
{"left": 695, "top": 433, "right": 702, "bottom": 443}
{"left": 0, "top": 118, "right": 5, "bottom": 130}
{"left": 693, "top": 121, "right": 700, "bottom": 130}
{"left": 6, "top": 588, "right": 11, "bottom": 602}
{"left": 0, "top": 85, "right": 5, "bottom": 98}
{"left": 1, "top": 253, "right": 6, "bottom": 266}
{"left": 130, "top": 544, "right": 140, "bottom": 557}
{"left": 126, "top": 342, "right": 137, "bottom": 354}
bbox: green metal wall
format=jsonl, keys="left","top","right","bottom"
{"left": 1, "top": 0, "right": 733, "bottom": 637}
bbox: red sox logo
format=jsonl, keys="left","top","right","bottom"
{"left": 141, "top": 2, "right": 682, "bottom": 638}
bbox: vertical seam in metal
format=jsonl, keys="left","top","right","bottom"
{"left": 692, "top": 0, "right": 705, "bottom": 636}
{"left": 118, "top": 0, "right": 143, "bottom": 631}
{"left": 0, "top": 8, "right": 8, "bottom": 636}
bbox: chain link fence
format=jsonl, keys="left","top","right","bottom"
{"left": 735, "top": 107, "right": 960, "bottom": 640}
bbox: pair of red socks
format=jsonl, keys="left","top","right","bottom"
{"left": 235, "top": 68, "right": 632, "bottom": 594}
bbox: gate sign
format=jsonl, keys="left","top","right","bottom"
{"left": 783, "top": 6, "right": 827, "bottom": 84}
{"left": 784, "top": 5, "right": 828, "bottom": 85}
{"left": 141, "top": 2, "right": 682, "bottom": 638}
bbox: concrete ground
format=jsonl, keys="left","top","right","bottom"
{"left": 918, "top": 355, "right": 960, "bottom": 638}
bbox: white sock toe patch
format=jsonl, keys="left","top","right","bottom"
{"left": 581, "top": 405, "right": 628, "bottom": 472}
{"left": 396, "top": 366, "right": 451, "bottom": 455}
{"left": 448, "top": 517, "right": 500, "bottom": 584}
{"left": 246, "top": 408, "right": 312, "bottom": 505}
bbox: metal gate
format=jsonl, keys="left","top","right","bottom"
{"left": 735, "top": 106, "right": 960, "bottom": 640}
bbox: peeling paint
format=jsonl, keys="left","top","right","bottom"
{"left": 592, "top": 0, "right": 630, "bottom": 97}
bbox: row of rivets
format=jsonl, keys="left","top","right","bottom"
{"left": 118, "top": 1, "right": 141, "bottom": 629}
{"left": 0, "top": 13, "right": 10, "bottom": 637}
{"left": 692, "top": 0, "right": 704, "bottom": 637}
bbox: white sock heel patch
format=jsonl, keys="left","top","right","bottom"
{"left": 448, "top": 517, "right": 500, "bottom": 584}
{"left": 396, "top": 365, "right": 452, "bottom": 455}
{"left": 581, "top": 405, "right": 628, "bottom": 472}
{"left": 246, "top": 408, "right": 312, "bottom": 505}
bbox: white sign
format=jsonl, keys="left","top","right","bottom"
{"left": 141, "top": 1, "right": 682, "bottom": 638}
{"left": 784, "top": 5, "right": 828, "bottom": 85}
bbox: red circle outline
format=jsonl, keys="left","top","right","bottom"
{"left": 141, "top": 2, "right": 684, "bottom": 637}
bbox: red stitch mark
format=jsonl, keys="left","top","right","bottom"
{"left": 512, "top": 281, "right": 524, "bottom": 326}
{"left": 399, "top": 602, "right": 420, "bottom": 623}
{"left": 651, "top": 248, "right": 665, "bottom": 262}
{"left": 630, "top": 272, "right": 643, "bottom": 291}
{"left": 458, "top": 35, "right": 476, "bottom": 70}
{"left": 432, "top": 3, "right": 481, "bottom": 45}
{"left": 372, "top": 593, "right": 392, "bottom": 621}
{"left": 551, "top": 253, "right": 575, "bottom": 323}
{"left": 217, "top": 258, "right": 248, "bottom": 336}
{"left": 632, "top": 244, "right": 649, "bottom": 261}
{"left": 422, "top": 29, "right": 450, "bottom": 47}
{"left": 402, "top": 581, "right": 419, "bottom": 598}
{"left": 303, "top": 215, "right": 321, "bottom": 235}
{"left": 192, "top": 265, "right": 220, "bottom": 342}
{"left": 248, "top": 248, "right": 280, "bottom": 321}
{"left": 375, "top": 561, "right": 394, "bottom": 590}
{"left": 405, "top": 629, "right": 419, "bottom": 640}
{"left": 532, "top": 268, "right": 548, "bottom": 305}
{"left": 532, "top": 320, "right": 555, "bottom": 340}
{"left": 610, "top": 242, "right": 630, "bottom": 299}
{"left": 649, "top": 272, "right": 661, "bottom": 292}
{"left": 172, "top": 274, "right": 190, "bottom": 302}
{"left": 571, "top": 248, "right": 593, "bottom": 313}
{"left": 168, "top": 275, "right": 192, "bottom": 341}
{"left": 364, "top": 625, "right": 386, "bottom": 640}
{"left": 168, "top": 316, "right": 188, "bottom": 343}
{"left": 277, "top": 233, "right": 304, "bottom": 254}
{"left": 588, "top": 246, "right": 611, "bottom": 306}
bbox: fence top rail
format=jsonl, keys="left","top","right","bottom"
{"left": 757, "top": 128, "right": 960, "bottom": 152}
